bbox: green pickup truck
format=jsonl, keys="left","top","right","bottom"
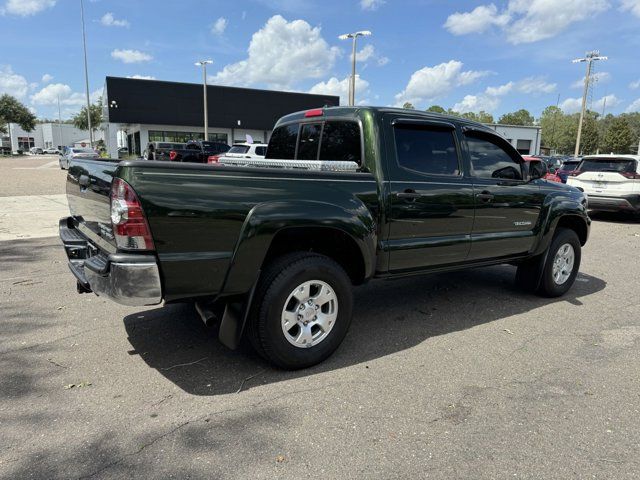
{"left": 60, "top": 106, "right": 590, "bottom": 369}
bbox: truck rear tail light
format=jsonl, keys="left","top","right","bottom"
{"left": 304, "top": 108, "right": 323, "bottom": 117}
{"left": 110, "top": 178, "right": 155, "bottom": 250}
{"left": 169, "top": 150, "right": 177, "bottom": 161}
{"left": 207, "top": 155, "right": 220, "bottom": 164}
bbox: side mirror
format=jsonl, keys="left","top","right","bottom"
{"left": 528, "top": 161, "right": 545, "bottom": 180}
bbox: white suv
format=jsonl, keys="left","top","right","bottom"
{"left": 220, "top": 143, "right": 267, "bottom": 160}
{"left": 567, "top": 154, "right": 640, "bottom": 213}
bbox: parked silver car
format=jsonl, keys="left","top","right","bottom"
{"left": 59, "top": 147, "right": 99, "bottom": 169}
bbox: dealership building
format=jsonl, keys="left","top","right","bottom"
{"left": 1, "top": 123, "right": 97, "bottom": 154}
{"left": 102, "top": 76, "right": 340, "bottom": 158}
{"left": 485, "top": 123, "right": 542, "bottom": 156}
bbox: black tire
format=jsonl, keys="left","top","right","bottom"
{"left": 536, "top": 228, "right": 581, "bottom": 297}
{"left": 247, "top": 252, "right": 353, "bottom": 370}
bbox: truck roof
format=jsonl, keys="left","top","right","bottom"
{"left": 275, "top": 106, "right": 496, "bottom": 134}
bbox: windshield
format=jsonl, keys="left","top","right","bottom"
{"left": 228, "top": 146, "right": 250, "bottom": 154}
{"left": 578, "top": 158, "right": 637, "bottom": 173}
{"left": 560, "top": 161, "right": 579, "bottom": 169}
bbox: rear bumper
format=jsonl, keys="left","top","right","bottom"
{"left": 59, "top": 218, "right": 162, "bottom": 306}
{"left": 587, "top": 194, "right": 640, "bottom": 212}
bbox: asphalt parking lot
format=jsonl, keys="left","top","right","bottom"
{"left": 1, "top": 156, "right": 639, "bottom": 479}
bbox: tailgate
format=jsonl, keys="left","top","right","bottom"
{"left": 66, "top": 157, "right": 120, "bottom": 250}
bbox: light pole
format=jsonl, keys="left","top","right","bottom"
{"left": 195, "top": 60, "right": 213, "bottom": 141}
{"left": 572, "top": 50, "right": 607, "bottom": 157}
{"left": 80, "top": 0, "right": 93, "bottom": 148}
{"left": 338, "top": 30, "right": 371, "bottom": 106}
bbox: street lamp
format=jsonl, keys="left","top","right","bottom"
{"left": 338, "top": 30, "right": 372, "bottom": 106}
{"left": 80, "top": 0, "right": 93, "bottom": 148}
{"left": 195, "top": 60, "right": 213, "bottom": 141}
{"left": 572, "top": 50, "right": 607, "bottom": 157}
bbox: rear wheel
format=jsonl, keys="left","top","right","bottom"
{"left": 247, "top": 252, "right": 353, "bottom": 370}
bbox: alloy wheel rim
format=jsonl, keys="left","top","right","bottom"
{"left": 552, "top": 243, "right": 575, "bottom": 285}
{"left": 281, "top": 280, "right": 338, "bottom": 348}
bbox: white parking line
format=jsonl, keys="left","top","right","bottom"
{"left": 0, "top": 194, "right": 68, "bottom": 241}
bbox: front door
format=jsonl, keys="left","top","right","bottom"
{"left": 463, "top": 129, "right": 544, "bottom": 260}
{"left": 386, "top": 117, "right": 475, "bottom": 272}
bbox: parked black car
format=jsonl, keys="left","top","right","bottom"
{"left": 167, "top": 140, "right": 230, "bottom": 163}
{"left": 143, "top": 141, "right": 186, "bottom": 161}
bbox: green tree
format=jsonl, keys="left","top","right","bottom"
{"left": 580, "top": 111, "right": 599, "bottom": 155}
{"left": 426, "top": 105, "right": 446, "bottom": 113}
{"left": 72, "top": 97, "right": 103, "bottom": 133}
{"left": 460, "top": 111, "right": 494, "bottom": 123}
{"left": 402, "top": 102, "right": 415, "bottom": 110}
{"left": 539, "top": 105, "right": 564, "bottom": 152}
{"left": 498, "top": 109, "right": 535, "bottom": 126}
{"left": 601, "top": 117, "right": 634, "bottom": 154}
{"left": 0, "top": 94, "right": 36, "bottom": 133}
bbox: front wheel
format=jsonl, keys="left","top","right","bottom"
{"left": 248, "top": 252, "right": 353, "bottom": 370}
{"left": 537, "top": 228, "right": 581, "bottom": 297}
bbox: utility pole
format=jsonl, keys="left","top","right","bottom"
{"left": 195, "top": 60, "right": 213, "bottom": 141}
{"left": 80, "top": 0, "right": 93, "bottom": 148}
{"left": 338, "top": 31, "right": 372, "bottom": 106}
{"left": 572, "top": 50, "right": 607, "bottom": 157}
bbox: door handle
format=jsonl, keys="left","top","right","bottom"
{"left": 476, "top": 191, "right": 494, "bottom": 202}
{"left": 396, "top": 189, "right": 421, "bottom": 200}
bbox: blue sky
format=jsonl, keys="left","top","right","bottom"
{"left": 1, "top": 0, "right": 639, "bottom": 120}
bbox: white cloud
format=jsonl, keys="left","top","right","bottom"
{"left": 626, "top": 98, "right": 640, "bottom": 113}
{"left": 377, "top": 56, "right": 389, "bottom": 66}
{"left": 309, "top": 76, "right": 370, "bottom": 105}
{"left": 127, "top": 75, "right": 156, "bottom": 80}
{"left": 394, "top": 60, "right": 490, "bottom": 107}
{"left": 360, "top": 0, "right": 384, "bottom": 10}
{"left": 100, "top": 12, "right": 129, "bottom": 27}
{"left": 41, "top": 73, "right": 53, "bottom": 83}
{"left": 620, "top": 0, "right": 640, "bottom": 17}
{"left": 453, "top": 94, "right": 501, "bottom": 113}
{"left": 571, "top": 71, "right": 611, "bottom": 89}
{"left": 211, "top": 17, "right": 227, "bottom": 35}
{"left": 0, "top": 65, "right": 29, "bottom": 98}
{"left": 209, "top": 15, "right": 339, "bottom": 89}
{"left": 444, "top": 4, "right": 510, "bottom": 35}
{"left": 111, "top": 49, "right": 152, "bottom": 63}
{"left": 629, "top": 79, "right": 640, "bottom": 90}
{"left": 560, "top": 97, "right": 583, "bottom": 114}
{"left": 356, "top": 44, "right": 375, "bottom": 62}
{"left": 452, "top": 76, "right": 555, "bottom": 113}
{"left": 444, "top": 0, "right": 610, "bottom": 44}
{"left": 516, "top": 76, "right": 557, "bottom": 94}
{"left": 593, "top": 94, "right": 621, "bottom": 111}
{"left": 30, "top": 83, "right": 101, "bottom": 106}
{"left": 1, "top": 0, "right": 55, "bottom": 16}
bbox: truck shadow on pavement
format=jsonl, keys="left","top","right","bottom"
{"left": 123, "top": 265, "right": 606, "bottom": 397}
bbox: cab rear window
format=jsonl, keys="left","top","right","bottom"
{"left": 266, "top": 120, "right": 361, "bottom": 164}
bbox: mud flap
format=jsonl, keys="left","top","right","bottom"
{"left": 218, "top": 271, "right": 260, "bottom": 350}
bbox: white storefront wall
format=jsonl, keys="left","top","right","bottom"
{"left": 106, "top": 123, "right": 272, "bottom": 158}
{"left": 6, "top": 123, "right": 98, "bottom": 153}
{"left": 485, "top": 124, "right": 542, "bottom": 155}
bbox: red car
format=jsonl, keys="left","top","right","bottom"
{"left": 522, "top": 156, "right": 562, "bottom": 183}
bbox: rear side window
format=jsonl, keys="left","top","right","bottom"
{"left": 393, "top": 125, "right": 460, "bottom": 175}
{"left": 255, "top": 146, "right": 267, "bottom": 156}
{"left": 578, "top": 158, "right": 637, "bottom": 173}
{"left": 319, "top": 121, "right": 361, "bottom": 164}
{"left": 266, "top": 123, "right": 299, "bottom": 159}
{"left": 297, "top": 123, "right": 322, "bottom": 160}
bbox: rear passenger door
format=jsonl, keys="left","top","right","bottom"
{"left": 385, "top": 117, "right": 475, "bottom": 271}
{"left": 463, "top": 129, "right": 543, "bottom": 260}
